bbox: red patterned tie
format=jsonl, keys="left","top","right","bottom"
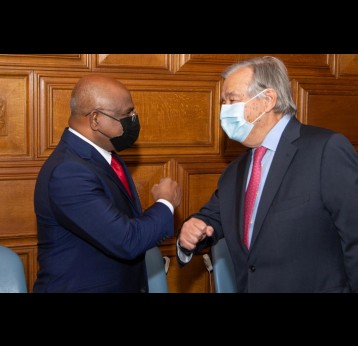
{"left": 111, "top": 155, "right": 133, "bottom": 199}
{"left": 243, "top": 146, "right": 267, "bottom": 249}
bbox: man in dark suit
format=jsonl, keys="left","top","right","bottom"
{"left": 33, "top": 74, "right": 182, "bottom": 293}
{"left": 177, "top": 56, "right": 358, "bottom": 293}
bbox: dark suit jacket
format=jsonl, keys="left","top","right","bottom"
{"left": 33, "top": 128, "right": 173, "bottom": 293}
{"left": 180, "top": 117, "right": 358, "bottom": 293}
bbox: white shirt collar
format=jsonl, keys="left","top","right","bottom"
{"left": 68, "top": 127, "right": 112, "bottom": 165}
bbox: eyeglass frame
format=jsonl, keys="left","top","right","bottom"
{"left": 85, "top": 108, "right": 138, "bottom": 122}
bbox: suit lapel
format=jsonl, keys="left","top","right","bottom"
{"left": 220, "top": 150, "right": 251, "bottom": 254}
{"left": 62, "top": 129, "right": 141, "bottom": 212}
{"left": 250, "top": 117, "right": 301, "bottom": 249}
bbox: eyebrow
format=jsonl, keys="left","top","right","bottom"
{"left": 221, "top": 91, "right": 245, "bottom": 100}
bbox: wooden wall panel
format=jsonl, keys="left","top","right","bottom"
{"left": 16, "top": 246, "right": 38, "bottom": 292}
{"left": 178, "top": 162, "right": 228, "bottom": 218}
{"left": 167, "top": 162, "right": 228, "bottom": 292}
{"left": 128, "top": 160, "right": 172, "bottom": 210}
{"left": 296, "top": 79, "right": 358, "bottom": 147}
{"left": 0, "top": 72, "right": 33, "bottom": 160}
{"left": 337, "top": 54, "right": 358, "bottom": 78}
{"left": 93, "top": 54, "right": 173, "bottom": 74}
{"left": 37, "top": 73, "right": 221, "bottom": 158}
{"left": 306, "top": 94, "right": 358, "bottom": 145}
{"left": 129, "top": 81, "right": 220, "bottom": 155}
{"left": 175, "top": 54, "right": 335, "bottom": 78}
{"left": 175, "top": 54, "right": 239, "bottom": 74}
{"left": 36, "top": 73, "right": 86, "bottom": 158}
{"left": 0, "top": 179, "right": 37, "bottom": 237}
{"left": 166, "top": 254, "right": 212, "bottom": 293}
{"left": 0, "top": 54, "right": 90, "bottom": 70}
{"left": 240, "top": 54, "right": 335, "bottom": 77}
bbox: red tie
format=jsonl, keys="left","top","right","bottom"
{"left": 111, "top": 155, "right": 133, "bottom": 199}
{"left": 243, "top": 146, "right": 267, "bottom": 249}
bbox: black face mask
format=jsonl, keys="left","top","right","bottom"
{"left": 110, "top": 115, "right": 140, "bottom": 152}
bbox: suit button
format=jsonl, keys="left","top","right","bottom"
{"left": 249, "top": 265, "right": 256, "bottom": 272}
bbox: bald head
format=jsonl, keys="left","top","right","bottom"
{"left": 70, "top": 74, "right": 131, "bottom": 117}
{"left": 68, "top": 74, "right": 135, "bottom": 151}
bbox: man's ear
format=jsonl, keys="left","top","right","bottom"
{"left": 89, "top": 110, "right": 100, "bottom": 129}
{"left": 263, "top": 88, "right": 277, "bottom": 113}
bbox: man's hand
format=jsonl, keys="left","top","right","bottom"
{"left": 178, "top": 217, "right": 214, "bottom": 251}
{"left": 151, "top": 177, "right": 182, "bottom": 209}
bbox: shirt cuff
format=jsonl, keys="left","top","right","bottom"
{"left": 176, "top": 239, "right": 193, "bottom": 263}
{"left": 157, "top": 199, "right": 174, "bottom": 214}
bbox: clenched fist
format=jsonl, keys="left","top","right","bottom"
{"left": 178, "top": 217, "right": 214, "bottom": 251}
{"left": 151, "top": 177, "right": 182, "bottom": 209}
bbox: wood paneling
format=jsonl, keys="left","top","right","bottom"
{"left": 17, "top": 246, "right": 38, "bottom": 292}
{"left": 93, "top": 54, "right": 173, "bottom": 74}
{"left": 0, "top": 179, "right": 37, "bottom": 237}
{"left": 0, "top": 54, "right": 90, "bottom": 70}
{"left": 166, "top": 254, "right": 211, "bottom": 293}
{"left": 296, "top": 79, "right": 358, "bottom": 147}
{"left": 240, "top": 54, "right": 335, "bottom": 78}
{"left": 37, "top": 73, "right": 221, "bottom": 158}
{"left": 175, "top": 54, "right": 239, "bottom": 74}
{"left": 130, "top": 82, "right": 220, "bottom": 155}
{"left": 178, "top": 162, "right": 228, "bottom": 219}
{"left": 36, "top": 73, "right": 85, "bottom": 158}
{"left": 0, "top": 54, "right": 356, "bottom": 293}
{"left": 128, "top": 160, "right": 172, "bottom": 210}
{"left": 337, "top": 54, "right": 358, "bottom": 77}
{"left": 0, "top": 72, "right": 33, "bottom": 160}
{"left": 175, "top": 54, "right": 335, "bottom": 78}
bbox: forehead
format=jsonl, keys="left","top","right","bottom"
{"left": 97, "top": 87, "right": 134, "bottom": 112}
{"left": 221, "top": 67, "right": 253, "bottom": 99}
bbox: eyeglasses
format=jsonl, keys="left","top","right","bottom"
{"left": 86, "top": 108, "right": 137, "bottom": 123}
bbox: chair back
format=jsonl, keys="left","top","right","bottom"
{"left": 0, "top": 245, "right": 27, "bottom": 293}
{"left": 211, "top": 238, "right": 237, "bottom": 293}
{"left": 145, "top": 246, "right": 169, "bottom": 293}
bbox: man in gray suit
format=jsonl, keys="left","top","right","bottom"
{"left": 177, "top": 56, "right": 358, "bottom": 293}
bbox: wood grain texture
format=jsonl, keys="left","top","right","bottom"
{"left": 0, "top": 54, "right": 357, "bottom": 293}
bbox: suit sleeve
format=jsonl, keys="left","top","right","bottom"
{"left": 48, "top": 160, "right": 173, "bottom": 260}
{"left": 176, "top": 188, "right": 224, "bottom": 266}
{"left": 321, "top": 133, "right": 358, "bottom": 291}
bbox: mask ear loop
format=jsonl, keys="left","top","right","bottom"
{"left": 251, "top": 111, "right": 266, "bottom": 124}
{"left": 247, "top": 89, "right": 268, "bottom": 124}
{"left": 88, "top": 111, "right": 111, "bottom": 139}
{"left": 245, "top": 88, "right": 268, "bottom": 104}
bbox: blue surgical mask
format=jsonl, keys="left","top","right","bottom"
{"left": 220, "top": 89, "right": 267, "bottom": 143}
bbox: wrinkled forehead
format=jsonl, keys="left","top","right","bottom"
{"left": 221, "top": 67, "right": 253, "bottom": 100}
